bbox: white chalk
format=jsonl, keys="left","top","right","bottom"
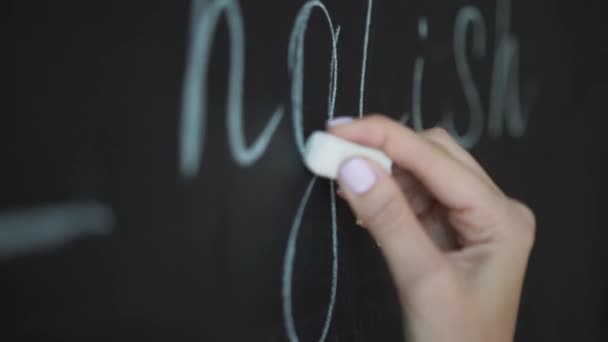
{"left": 304, "top": 131, "right": 392, "bottom": 179}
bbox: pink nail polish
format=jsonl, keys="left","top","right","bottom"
{"left": 326, "top": 116, "right": 353, "bottom": 127}
{"left": 338, "top": 157, "right": 377, "bottom": 194}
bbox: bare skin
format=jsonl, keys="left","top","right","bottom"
{"left": 329, "top": 115, "right": 535, "bottom": 342}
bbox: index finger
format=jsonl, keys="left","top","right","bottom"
{"left": 327, "top": 115, "right": 501, "bottom": 212}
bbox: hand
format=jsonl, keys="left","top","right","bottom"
{"left": 328, "top": 115, "right": 535, "bottom": 342}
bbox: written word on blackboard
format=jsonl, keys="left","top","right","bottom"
{"left": 179, "top": 0, "right": 528, "bottom": 341}
{"left": 0, "top": 1, "right": 528, "bottom": 341}
{"left": 180, "top": 0, "right": 527, "bottom": 177}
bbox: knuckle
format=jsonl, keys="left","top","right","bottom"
{"left": 509, "top": 199, "right": 537, "bottom": 248}
{"left": 428, "top": 126, "right": 451, "bottom": 140}
{"left": 365, "top": 114, "right": 392, "bottom": 129}
{"left": 519, "top": 202, "right": 536, "bottom": 230}
{"left": 366, "top": 113, "right": 389, "bottom": 123}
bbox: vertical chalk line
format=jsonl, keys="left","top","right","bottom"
{"left": 321, "top": 180, "right": 338, "bottom": 341}
{"left": 411, "top": 56, "right": 424, "bottom": 131}
{"left": 418, "top": 16, "right": 428, "bottom": 41}
{"left": 410, "top": 17, "right": 429, "bottom": 131}
{"left": 358, "top": 0, "right": 373, "bottom": 117}
{"left": 224, "top": 0, "right": 284, "bottom": 167}
{"left": 489, "top": 37, "right": 526, "bottom": 138}
{"left": 495, "top": 0, "right": 511, "bottom": 50}
{"left": 281, "top": 175, "right": 339, "bottom": 342}
{"left": 328, "top": 26, "right": 340, "bottom": 119}
{"left": 282, "top": 176, "right": 317, "bottom": 342}
{"left": 488, "top": 0, "right": 527, "bottom": 138}
{"left": 284, "top": 1, "right": 340, "bottom": 341}
{"left": 180, "top": 1, "right": 221, "bottom": 178}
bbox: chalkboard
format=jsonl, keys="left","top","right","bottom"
{"left": 2, "top": 0, "right": 607, "bottom": 341}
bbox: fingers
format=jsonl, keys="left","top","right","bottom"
{"left": 328, "top": 115, "right": 500, "bottom": 210}
{"left": 328, "top": 115, "right": 512, "bottom": 245}
{"left": 420, "top": 127, "right": 499, "bottom": 191}
{"left": 336, "top": 156, "right": 447, "bottom": 294}
{"left": 341, "top": 127, "right": 493, "bottom": 219}
{"left": 339, "top": 125, "right": 498, "bottom": 217}
{"left": 328, "top": 116, "right": 535, "bottom": 342}
{"left": 339, "top": 167, "right": 433, "bottom": 218}
{"left": 330, "top": 116, "right": 504, "bottom": 212}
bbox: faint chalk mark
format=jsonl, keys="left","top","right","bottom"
{"left": 0, "top": 201, "right": 114, "bottom": 259}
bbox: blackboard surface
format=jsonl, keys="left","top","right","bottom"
{"left": 2, "top": 0, "right": 607, "bottom": 341}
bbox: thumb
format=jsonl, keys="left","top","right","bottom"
{"left": 337, "top": 157, "right": 447, "bottom": 296}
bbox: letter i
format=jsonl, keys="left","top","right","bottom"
{"left": 409, "top": 17, "right": 427, "bottom": 130}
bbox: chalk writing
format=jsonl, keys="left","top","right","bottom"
{"left": 283, "top": 1, "right": 340, "bottom": 341}
{"left": 288, "top": 1, "right": 340, "bottom": 154}
{"left": 411, "top": 17, "right": 427, "bottom": 131}
{"left": 406, "top": 4, "right": 527, "bottom": 147}
{"left": 180, "top": 0, "right": 529, "bottom": 169}
{"left": 0, "top": 201, "right": 114, "bottom": 259}
{"left": 411, "top": 56, "right": 426, "bottom": 131}
{"left": 282, "top": 177, "right": 316, "bottom": 342}
{"left": 358, "top": 0, "right": 373, "bottom": 117}
{"left": 178, "top": 2, "right": 531, "bottom": 340}
{"left": 282, "top": 177, "right": 339, "bottom": 342}
{"left": 444, "top": 6, "right": 487, "bottom": 148}
{"left": 180, "top": 0, "right": 284, "bottom": 178}
{"left": 488, "top": 0, "right": 527, "bottom": 138}
{"left": 418, "top": 16, "right": 428, "bottom": 40}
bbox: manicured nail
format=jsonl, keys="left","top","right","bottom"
{"left": 326, "top": 116, "right": 353, "bottom": 127}
{"left": 338, "top": 157, "right": 377, "bottom": 194}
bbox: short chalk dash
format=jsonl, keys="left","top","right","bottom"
{"left": 0, "top": 201, "right": 115, "bottom": 259}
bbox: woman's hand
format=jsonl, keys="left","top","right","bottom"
{"left": 329, "top": 115, "right": 535, "bottom": 342}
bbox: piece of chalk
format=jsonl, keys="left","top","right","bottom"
{"left": 304, "top": 131, "right": 392, "bottom": 179}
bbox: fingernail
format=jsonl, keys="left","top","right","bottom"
{"left": 339, "top": 157, "right": 377, "bottom": 194}
{"left": 326, "top": 116, "right": 353, "bottom": 127}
